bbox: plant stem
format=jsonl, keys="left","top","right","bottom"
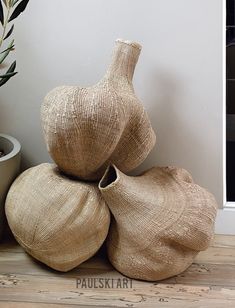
{"left": 0, "top": 5, "right": 11, "bottom": 49}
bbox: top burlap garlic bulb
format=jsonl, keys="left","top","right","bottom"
{"left": 99, "top": 165, "right": 217, "bottom": 281}
{"left": 41, "top": 39, "right": 156, "bottom": 181}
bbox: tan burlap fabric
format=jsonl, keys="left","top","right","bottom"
{"left": 99, "top": 165, "right": 217, "bottom": 281}
{"left": 5, "top": 163, "right": 110, "bottom": 271}
{"left": 41, "top": 39, "right": 156, "bottom": 181}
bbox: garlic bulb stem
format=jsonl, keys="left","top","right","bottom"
{"left": 105, "top": 39, "right": 142, "bottom": 83}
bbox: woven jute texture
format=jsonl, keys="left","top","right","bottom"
{"left": 5, "top": 163, "right": 110, "bottom": 272}
{"left": 99, "top": 165, "right": 217, "bottom": 281}
{"left": 41, "top": 39, "right": 156, "bottom": 181}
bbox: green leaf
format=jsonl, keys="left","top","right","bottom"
{"left": 9, "top": 0, "right": 29, "bottom": 22}
{"left": 0, "top": 1, "right": 4, "bottom": 25}
{"left": 0, "top": 60, "right": 17, "bottom": 87}
{"left": 0, "top": 71, "right": 17, "bottom": 78}
{"left": 4, "top": 24, "right": 14, "bottom": 40}
{"left": 0, "top": 39, "right": 14, "bottom": 64}
{"left": 12, "top": 0, "right": 20, "bottom": 6}
{"left": 0, "top": 43, "right": 15, "bottom": 53}
{"left": 7, "top": 60, "right": 16, "bottom": 72}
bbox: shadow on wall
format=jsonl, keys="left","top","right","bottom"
{"left": 0, "top": 28, "right": 53, "bottom": 171}
{"left": 133, "top": 69, "right": 206, "bottom": 182}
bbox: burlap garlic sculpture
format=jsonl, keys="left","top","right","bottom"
{"left": 41, "top": 39, "right": 156, "bottom": 181}
{"left": 99, "top": 165, "right": 217, "bottom": 281}
{"left": 5, "top": 163, "right": 110, "bottom": 271}
{"left": 5, "top": 38, "right": 217, "bottom": 283}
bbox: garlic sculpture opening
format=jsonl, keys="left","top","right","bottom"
{"left": 41, "top": 39, "right": 156, "bottom": 181}
{"left": 99, "top": 165, "right": 217, "bottom": 281}
{"left": 5, "top": 163, "right": 110, "bottom": 272}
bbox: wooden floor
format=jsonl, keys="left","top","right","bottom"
{"left": 0, "top": 234, "right": 235, "bottom": 308}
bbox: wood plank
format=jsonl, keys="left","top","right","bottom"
{"left": 0, "top": 243, "right": 25, "bottom": 253}
{"left": 164, "top": 263, "right": 235, "bottom": 287}
{"left": 212, "top": 234, "right": 235, "bottom": 248}
{"left": 0, "top": 255, "right": 235, "bottom": 289}
{"left": 0, "top": 298, "right": 234, "bottom": 308}
{"left": 1, "top": 250, "right": 235, "bottom": 287}
{"left": 1, "top": 242, "right": 235, "bottom": 275}
{"left": 195, "top": 246, "right": 235, "bottom": 265}
{"left": 0, "top": 241, "right": 235, "bottom": 286}
{"left": 0, "top": 234, "right": 235, "bottom": 307}
{"left": 0, "top": 251, "right": 112, "bottom": 276}
{"left": 0, "top": 273, "right": 235, "bottom": 307}
{"left": 0, "top": 302, "right": 98, "bottom": 308}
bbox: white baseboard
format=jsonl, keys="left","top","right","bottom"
{"left": 215, "top": 208, "right": 235, "bottom": 235}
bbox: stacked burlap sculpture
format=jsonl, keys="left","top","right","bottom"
{"left": 5, "top": 39, "right": 217, "bottom": 280}
{"left": 99, "top": 165, "right": 217, "bottom": 281}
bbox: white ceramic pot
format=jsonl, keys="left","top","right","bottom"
{"left": 0, "top": 134, "right": 21, "bottom": 239}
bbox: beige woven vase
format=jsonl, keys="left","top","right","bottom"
{"left": 5, "top": 163, "right": 110, "bottom": 272}
{"left": 99, "top": 165, "right": 217, "bottom": 281}
{"left": 41, "top": 39, "right": 156, "bottom": 181}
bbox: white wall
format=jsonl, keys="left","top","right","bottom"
{"left": 0, "top": 0, "right": 223, "bottom": 205}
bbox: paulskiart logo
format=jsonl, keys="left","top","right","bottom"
{"left": 76, "top": 277, "right": 133, "bottom": 289}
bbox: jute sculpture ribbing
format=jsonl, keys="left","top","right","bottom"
{"left": 6, "top": 163, "right": 110, "bottom": 271}
{"left": 41, "top": 39, "right": 156, "bottom": 181}
{"left": 99, "top": 165, "right": 217, "bottom": 281}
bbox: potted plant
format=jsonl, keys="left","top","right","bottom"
{"left": 0, "top": 0, "right": 29, "bottom": 239}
